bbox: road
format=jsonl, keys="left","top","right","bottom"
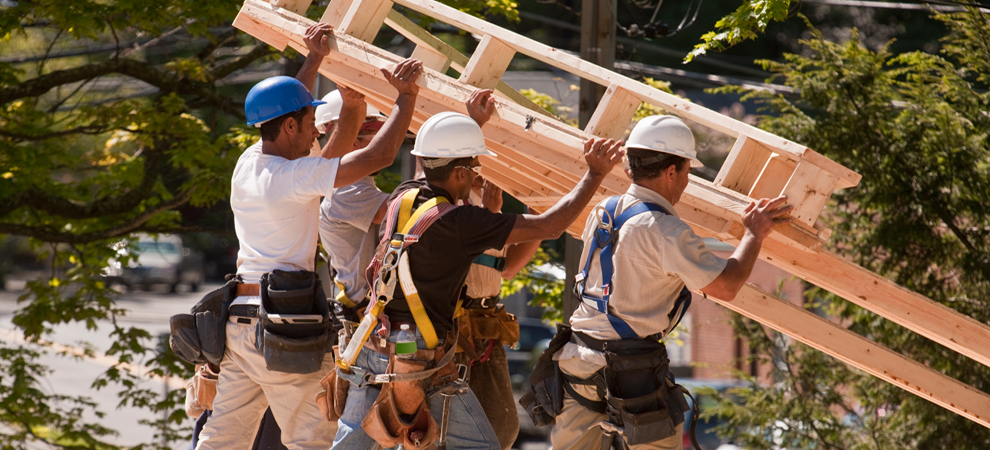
{"left": 0, "top": 283, "right": 216, "bottom": 449}
{"left": 0, "top": 282, "right": 551, "bottom": 449}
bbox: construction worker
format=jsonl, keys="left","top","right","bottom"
{"left": 195, "top": 18, "right": 422, "bottom": 450}
{"left": 457, "top": 180, "right": 541, "bottom": 450}
{"left": 330, "top": 92, "right": 624, "bottom": 450}
{"left": 456, "top": 92, "right": 542, "bottom": 448}
{"left": 543, "top": 115, "right": 793, "bottom": 450}
{"left": 315, "top": 88, "right": 389, "bottom": 316}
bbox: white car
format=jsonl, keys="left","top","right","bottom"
{"left": 104, "top": 234, "right": 204, "bottom": 293}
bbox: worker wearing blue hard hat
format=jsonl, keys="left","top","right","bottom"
{"left": 193, "top": 20, "right": 424, "bottom": 450}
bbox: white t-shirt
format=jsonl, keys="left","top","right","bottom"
{"left": 231, "top": 141, "right": 340, "bottom": 285}
{"left": 318, "top": 175, "right": 388, "bottom": 303}
{"left": 568, "top": 184, "right": 727, "bottom": 340}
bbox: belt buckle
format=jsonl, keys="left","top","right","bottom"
{"left": 480, "top": 296, "right": 497, "bottom": 309}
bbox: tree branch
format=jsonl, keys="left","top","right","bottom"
{"left": 211, "top": 45, "right": 275, "bottom": 80}
{"left": 0, "top": 189, "right": 194, "bottom": 244}
{"left": 0, "top": 125, "right": 109, "bottom": 141}
{"left": 0, "top": 144, "right": 165, "bottom": 219}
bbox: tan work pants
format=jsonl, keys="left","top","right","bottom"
{"left": 550, "top": 356, "right": 683, "bottom": 450}
{"left": 195, "top": 315, "right": 337, "bottom": 450}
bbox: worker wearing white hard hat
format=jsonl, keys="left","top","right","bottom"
{"left": 331, "top": 89, "right": 626, "bottom": 450}
{"left": 544, "top": 114, "right": 793, "bottom": 450}
{"left": 316, "top": 87, "right": 391, "bottom": 320}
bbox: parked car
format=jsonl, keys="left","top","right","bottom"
{"left": 103, "top": 234, "right": 205, "bottom": 293}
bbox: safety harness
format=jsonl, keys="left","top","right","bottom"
{"left": 575, "top": 196, "right": 693, "bottom": 339}
{"left": 336, "top": 188, "right": 459, "bottom": 373}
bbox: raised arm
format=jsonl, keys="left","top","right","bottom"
{"left": 505, "top": 138, "right": 624, "bottom": 245}
{"left": 322, "top": 85, "right": 365, "bottom": 160}
{"left": 334, "top": 59, "right": 422, "bottom": 188}
{"left": 700, "top": 195, "right": 792, "bottom": 301}
{"left": 295, "top": 23, "right": 332, "bottom": 93}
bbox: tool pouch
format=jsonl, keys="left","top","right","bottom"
{"left": 184, "top": 363, "right": 219, "bottom": 418}
{"left": 464, "top": 305, "right": 520, "bottom": 346}
{"left": 362, "top": 383, "right": 439, "bottom": 450}
{"left": 316, "top": 353, "right": 349, "bottom": 423}
{"left": 602, "top": 340, "right": 679, "bottom": 445}
{"left": 519, "top": 323, "right": 572, "bottom": 426}
{"left": 169, "top": 278, "right": 239, "bottom": 366}
{"left": 255, "top": 270, "right": 330, "bottom": 374}
{"left": 391, "top": 356, "right": 428, "bottom": 416}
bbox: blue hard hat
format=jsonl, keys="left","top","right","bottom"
{"left": 245, "top": 76, "right": 326, "bottom": 126}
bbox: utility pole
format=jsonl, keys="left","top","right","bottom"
{"left": 563, "top": 0, "right": 616, "bottom": 322}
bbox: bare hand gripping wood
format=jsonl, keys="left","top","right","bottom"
{"left": 233, "top": 0, "right": 990, "bottom": 428}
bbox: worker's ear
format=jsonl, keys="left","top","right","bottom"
{"left": 663, "top": 163, "right": 678, "bottom": 181}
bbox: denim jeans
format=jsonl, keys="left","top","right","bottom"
{"left": 331, "top": 336, "right": 499, "bottom": 450}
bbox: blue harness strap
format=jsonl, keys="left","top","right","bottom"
{"left": 576, "top": 196, "right": 693, "bottom": 339}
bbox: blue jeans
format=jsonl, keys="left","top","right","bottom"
{"left": 331, "top": 340, "right": 499, "bottom": 450}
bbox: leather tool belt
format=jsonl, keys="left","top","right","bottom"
{"left": 457, "top": 304, "right": 520, "bottom": 362}
{"left": 461, "top": 295, "right": 500, "bottom": 309}
{"left": 169, "top": 276, "right": 242, "bottom": 366}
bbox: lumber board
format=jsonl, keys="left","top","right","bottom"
{"left": 584, "top": 84, "right": 640, "bottom": 140}
{"left": 712, "top": 284, "right": 990, "bottom": 430}
{"left": 748, "top": 154, "right": 795, "bottom": 200}
{"left": 337, "top": 0, "right": 393, "bottom": 42}
{"left": 387, "top": 0, "right": 861, "bottom": 190}
{"left": 382, "top": 10, "right": 554, "bottom": 118}
{"left": 780, "top": 159, "right": 839, "bottom": 229}
{"left": 410, "top": 45, "right": 450, "bottom": 73}
{"left": 459, "top": 35, "right": 516, "bottom": 91}
{"left": 270, "top": 0, "right": 313, "bottom": 15}
{"left": 715, "top": 135, "right": 772, "bottom": 194}
{"left": 233, "top": 2, "right": 990, "bottom": 407}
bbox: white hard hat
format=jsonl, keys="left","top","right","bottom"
{"left": 314, "top": 90, "right": 383, "bottom": 134}
{"left": 626, "top": 115, "right": 703, "bottom": 168}
{"left": 411, "top": 112, "right": 496, "bottom": 158}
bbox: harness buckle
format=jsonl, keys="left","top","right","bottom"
{"left": 591, "top": 204, "right": 615, "bottom": 247}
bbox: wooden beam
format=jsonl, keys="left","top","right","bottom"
{"left": 320, "top": 0, "right": 356, "bottom": 26}
{"left": 387, "top": 0, "right": 861, "bottom": 190}
{"left": 748, "top": 154, "right": 795, "bottom": 200}
{"left": 712, "top": 284, "right": 990, "bottom": 430}
{"left": 715, "top": 135, "right": 772, "bottom": 194}
{"left": 584, "top": 84, "right": 639, "bottom": 140}
{"left": 337, "top": 0, "right": 392, "bottom": 42}
{"left": 383, "top": 10, "right": 554, "bottom": 118}
{"left": 410, "top": 45, "right": 450, "bottom": 73}
{"left": 269, "top": 0, "right": 313, "bottom": 15}
{"left": 780, "top": 159, "right": 839, "bottom": 229}
{"left": 458, "top": 35, "right": 515, "bottom": 91}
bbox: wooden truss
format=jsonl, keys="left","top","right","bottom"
{"left": 233, "top": 0, "right": 990, "bottom": 428}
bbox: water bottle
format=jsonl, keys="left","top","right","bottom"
{"left": 394, "top": 324, "right": 417, "bottom": 359}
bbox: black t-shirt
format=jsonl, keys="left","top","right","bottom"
{"left": 379, "top": 179, "right": 516, "bottom": 336}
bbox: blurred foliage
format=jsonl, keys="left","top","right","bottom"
{"left": 706, "top": 9, "right": 990, "bottom": 449}
{"left": 502, "top": 247, "right": 565, "bottom": 322}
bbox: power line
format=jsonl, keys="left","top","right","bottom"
{"left": 800, "top": 0, "right": 990, "bottom": 13}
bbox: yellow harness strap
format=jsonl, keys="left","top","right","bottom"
{"left": 396, "top": 189, "right": 418, "bottom": 233}
{"left": 393, "top": 191, "right": 451, "bottom": 349}
{"left": 334, "top": 280, "right": 358, "bottom": 308}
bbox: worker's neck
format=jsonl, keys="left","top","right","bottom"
{"left": 634, "top": 178, "right": 678, "bottom": 206}
{"left": 428, "top": 179, "right": 466, "bottom": 202}
{"left": 261, "top": 138, "right": 294, "bottom": 160}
